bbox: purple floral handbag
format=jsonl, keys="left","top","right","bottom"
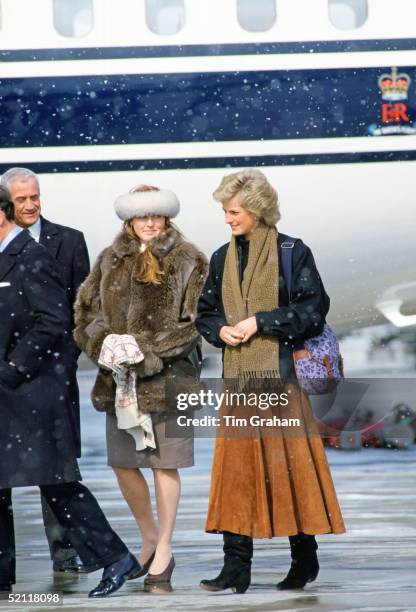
{"left": 281, "top": 238, "right": 344, "bottom": 395}
{"left": 293, "top": 324, "right": 344, "bottom": 394}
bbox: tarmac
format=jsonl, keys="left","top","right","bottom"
{"left": 2, "top": 364, "right": 416, "bottom": 612}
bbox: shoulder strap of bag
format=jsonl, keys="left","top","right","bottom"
{"left": 280, "top": 236, "right": 298, "bottom": 302}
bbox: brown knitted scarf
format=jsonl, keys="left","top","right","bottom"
{"left": 222, "top": 224, "right": 280, "bottom": 382}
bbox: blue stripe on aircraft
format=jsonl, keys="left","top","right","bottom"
{"left": 1, "top": 150, "right": 415, "bottom": 175}
{"left": 1, "top": 66, "right": 415, "bottom": 148}
{"left": 0, "top": 38, "right": 415, "bottom": 62}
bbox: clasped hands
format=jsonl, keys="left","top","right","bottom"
{"left": 219, "top": 316, "right": 258, "bottom": 346}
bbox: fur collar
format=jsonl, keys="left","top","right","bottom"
{"left": 111, "top": 226, "right": 183, "bottom": 259}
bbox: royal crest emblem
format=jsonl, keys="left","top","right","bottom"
{"left": 369, "top": 67, "right": 416, "bottom": 135}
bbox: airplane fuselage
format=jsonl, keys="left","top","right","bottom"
{"left": 0, "top": 0, "right": 415, "bottom": 332}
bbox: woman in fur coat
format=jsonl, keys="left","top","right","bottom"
{"left": 74, "top": 185, "right": 208, "bottom": 590}
{"left": 196, "top": 169, "right": 345, "bottom": 593}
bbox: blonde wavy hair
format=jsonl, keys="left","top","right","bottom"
{"left": 213, "top": 169, "right": 280, "bottom": 226}
{"left": 123, "top": 184, "right": 168, "bottom": 285}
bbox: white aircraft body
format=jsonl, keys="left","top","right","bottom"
{"left": 0, "top": 0, "right": 415, "bottom": 333}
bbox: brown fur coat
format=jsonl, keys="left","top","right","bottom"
{"left": 74, "top": 227, "right": 208, "bottom": 413}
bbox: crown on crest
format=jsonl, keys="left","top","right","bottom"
{"left": 378, "top": 67, "right": 411, "bottom": 102}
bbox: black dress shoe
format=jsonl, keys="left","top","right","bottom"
{"left": 88, "top": 552, "right": 141, "bottom": 598}
{"left": 53, "top": 555, "right": 86, "bottom": 574}
{"left": 0, "top": 586, "right": 12, "bottom": 600}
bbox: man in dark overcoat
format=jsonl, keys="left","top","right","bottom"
{"left": 0, "top": 187, "right": 141, "bottom": 597}
{"left": 1, "top": 167, "right": 90, "bottom": 572}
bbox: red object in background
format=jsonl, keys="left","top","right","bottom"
{"left": 320, "top": 419, "right": 385, "bottom": 448}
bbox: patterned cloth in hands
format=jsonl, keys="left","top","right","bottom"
{"left": 98, "top": 334, "right": 156, "bottom": 451}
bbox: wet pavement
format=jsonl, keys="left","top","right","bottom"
{"left": 3, "top": 367, "right": 416, "bottom": 612}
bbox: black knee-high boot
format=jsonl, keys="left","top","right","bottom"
{"left": 277, "top": 533, "right": 319, "bottom": 590}
{"left": 200, "top": 531, "right": 253, "bottom": 593}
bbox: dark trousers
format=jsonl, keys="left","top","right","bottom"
{"left": 41, "top": 494, "right": 77, "bottom": 564}
{"left": 0, "top": 482, "right": 128, "bottom": 585}
{"left": 41, "top": 359, "right": 82, "bottom": 563}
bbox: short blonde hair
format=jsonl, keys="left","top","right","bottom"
{"left": 213, "top": 169, "right": 280, "bottom": 226}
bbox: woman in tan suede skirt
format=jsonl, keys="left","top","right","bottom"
{"left": 196, "top": 169, "right": 345, "bottom": 593}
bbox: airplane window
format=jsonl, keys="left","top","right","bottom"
{"left": 53, "top": 0, "right": 94, "bottom": 38}
{"left": 237, "top": 0, "right": 276, "bottom": 32}
{"left": 146, "top": 0, "right": 185, "bottom": 35}
{"left": 328, "top": 0, "right": 368, "bottom": 29}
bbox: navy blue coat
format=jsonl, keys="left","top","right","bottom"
{"left": 0, "top": 230, "right": 80, "bottom": 488}
{"left": 39, "top": 217, "right": 90, "bottom": 330}
{"left": 196, "top": 233, "right": 330, "bottom": 380}
{"left": 40, "top": 217, "right": 90, "bottom": 455}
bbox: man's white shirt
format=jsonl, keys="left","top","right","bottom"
{"left": 27, "top": 217, "right": 41, "bottom": 243}
{"left": 0, "top": 226, "right": 24, "bottom": 253}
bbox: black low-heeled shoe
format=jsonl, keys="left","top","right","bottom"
{"left": 277, "top": 533, "right": 319, "bottom": 590}
{"left": 200, "top": 558, "right": 251, "bottom": 594}
{"left": 276, "top": 558, "right": 319, "bottom": 590}
{"left": 200, "top": 571, "right": 251, "bottom": 594}
{"left": 88, "top": 552, "right": 141, "bottom": 598}
{"left": 0, "top": 585, "right": 12, "bottom": 601}
{"left": 200, "top": 531, "right": 252, "bottom": 594}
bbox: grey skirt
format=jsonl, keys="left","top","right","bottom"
{"left": 106, "top": 412, "right": 194, "bottom": 469}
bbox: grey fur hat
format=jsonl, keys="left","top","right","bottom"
{"left": 114, "top": 189, "right": 180, "bottom": 221}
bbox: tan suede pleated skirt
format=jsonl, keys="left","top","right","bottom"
{"left": 205, "top": 384, "right": 346, "bottom": 538}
